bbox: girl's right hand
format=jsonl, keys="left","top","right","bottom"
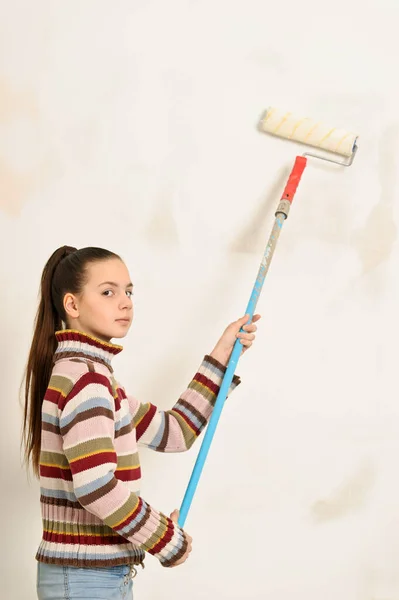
{"left": 168, "top": 509, "right": 192, "bottom": 567}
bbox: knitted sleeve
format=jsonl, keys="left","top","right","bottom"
{"left": 127, "top": 355, "right": 241, "bottom": 452}
{"left": 59, "top": 371, "right": 188, "bottom": 567}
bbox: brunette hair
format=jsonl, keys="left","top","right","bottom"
{"left": 21, "top": 245, "right": 120, "bottom": 475}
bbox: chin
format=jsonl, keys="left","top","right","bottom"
{"left": 110, "top": 323, "right": 132, "bottom": 340}
{"left": 92, "top": 325, "right": 131, "bottom": 342}
{"left": 111, "top": 332, "right": 129, "bottom": 340}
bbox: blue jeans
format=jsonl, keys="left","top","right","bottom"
{"left": 37, "top": 562, "right": 135, "bottom": 599}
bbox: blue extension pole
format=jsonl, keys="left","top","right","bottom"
{"left": 178, "top": 156, "right": 307, "bottom": 528}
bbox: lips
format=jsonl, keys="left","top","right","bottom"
{"left": 116, "top": 318, "right": 130, "bottom": 323}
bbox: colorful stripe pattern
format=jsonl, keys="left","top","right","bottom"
{"left": 36, "top": 330, "right": 241, "bottom": 568}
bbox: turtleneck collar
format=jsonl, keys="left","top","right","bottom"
{"left": 54, "top": 329, "right": 123, "bottom": 373}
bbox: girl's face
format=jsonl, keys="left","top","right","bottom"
{"left": 63, "top": 258, "right": 134, "bottom": 342}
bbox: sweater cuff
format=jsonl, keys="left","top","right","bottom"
{"left": 138, "top": 508, "right": 188, "bottom": 566}
{"left": 202, "top": 354, "right": 241, "bottom": 391}
{"left": 159, "top": 529, "right": 189, "bottom": 567}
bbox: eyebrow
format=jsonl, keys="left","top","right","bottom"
{"left": 98, "top": 281, "right": 134, "bottom": 288}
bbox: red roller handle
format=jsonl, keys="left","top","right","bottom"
{"left": 281, "top": 156, "right": 307, "bottom": 204}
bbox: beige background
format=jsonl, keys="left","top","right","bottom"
{"left": 1, "top": 1, "right": 398, "bottom": 598}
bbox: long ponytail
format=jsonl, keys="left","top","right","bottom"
{"left": 21, "top": 245, "right": 119, "bottom": 476}
{"left": 22, "top": 246, "right": 76, "bottom": 476}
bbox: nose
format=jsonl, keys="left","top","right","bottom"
{"left": 119, "top": 293, "right": 133, "bottom": 310}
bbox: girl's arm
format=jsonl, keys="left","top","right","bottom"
{"left": 125, "top": 354, "right": 241, "bottom": 453}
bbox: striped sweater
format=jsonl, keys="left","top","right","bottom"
{"left": 36, "top": 330, "right": 241, "bottom": 568}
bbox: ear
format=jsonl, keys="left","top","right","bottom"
{"left": 64, "top": 293, "right": 80, "bottom": 319}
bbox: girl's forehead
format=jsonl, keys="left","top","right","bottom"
{"left": 86, "top": 259, "right": 132, "bottom": 284}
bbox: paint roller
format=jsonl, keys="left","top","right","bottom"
{"left": 178, "top": 107, "right": 359, "bottom": 528}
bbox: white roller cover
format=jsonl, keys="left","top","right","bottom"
{"left": 260, "top": 107, "right": 358, "bottom": 157}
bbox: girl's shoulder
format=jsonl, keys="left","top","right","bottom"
{"left": 51, "top": 357, "right": 114, "bottom": 395}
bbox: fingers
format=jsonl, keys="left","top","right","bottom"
{"left": 170, "top": 509, "right": 179, "bottom": 523}
{"left": 242, "top": 323, "right": 257, "bottom": 333}
{"left": 238, "top": 313, "right": 261, "bottom": 327}
{"left": 237, "top": 334, "right": 255, "bottom": 347}
{"left": 238, "top": 314, "right": 250, "bottom": 324}
{"left": 234, "top": 313, "right": 261, "bottom": 352}
{"left": 237, "top": 333, "right": 256, "bottom": 342}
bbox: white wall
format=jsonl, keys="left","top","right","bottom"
{"left": 1, "top": 1, "right": 398, "bottom": 598}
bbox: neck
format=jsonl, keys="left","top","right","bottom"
{"left": 54, "top": 329, "right": 123, "bottom": 373}
{"left": 65, "top": 321, "right": 113, "bottom": 344}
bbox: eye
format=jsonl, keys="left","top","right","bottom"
{"left": 102, "top": 290, "right": 114, "bottom": 297}
{"left": 126, "top": 290, "right": 134, "bottom": 298}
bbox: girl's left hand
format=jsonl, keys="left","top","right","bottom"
{"left": 210, "top": 314, "right": 261, "bottom": 366}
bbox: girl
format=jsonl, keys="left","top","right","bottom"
{"left": 22, "top": 245, "right": 260, "bottom": 600}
